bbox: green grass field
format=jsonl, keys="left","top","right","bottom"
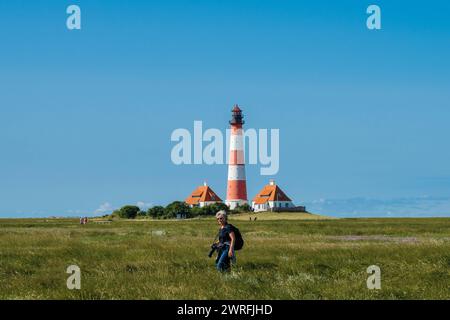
{"left": 1, "top": 213, "right": 450, "bottom": 299}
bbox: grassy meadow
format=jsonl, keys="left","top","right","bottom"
{"left": 0, "top": 213, "right": 450, "bottom": 299}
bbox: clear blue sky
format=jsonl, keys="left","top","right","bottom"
{"left": 1, "top": 1, "right": 449, "bottom": 217}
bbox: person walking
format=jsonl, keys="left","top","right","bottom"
{"left": 214, "top": 210, "right": 236, "bottom": 272}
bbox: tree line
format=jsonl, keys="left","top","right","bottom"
{"left": 107, "top": 202, "right": 253, "bottom": 219}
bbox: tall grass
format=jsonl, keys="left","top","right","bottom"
{"left": 0, "top": 217, "right": 449, "bottom": 299}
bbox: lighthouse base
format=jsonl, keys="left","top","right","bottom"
{"left": 225, "top": 200, "right": 248, "bottom": 210}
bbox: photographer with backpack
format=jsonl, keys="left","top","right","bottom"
{"left": 212, "top": 210, "right": 244, "bottom": 272}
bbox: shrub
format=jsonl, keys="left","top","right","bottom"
{"left": 137, "top": 210, "right": 147, "bottom": 218}
{"left": 117, "top": 205, "right": 140, "bottom": 219}
{"left": 164, "top": 201, "right": 191, "bottom": 219}
{"left": 231, "top": 203, "right": 252, "bottom": 214}
{"left": 190, "top": 206, "right": 203, "bottom": 218}
{"left": 147, "top": 206, "right": 165, "bottom": 219}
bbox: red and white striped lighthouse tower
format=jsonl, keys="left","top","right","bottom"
{"left": 226, "top": 104, "right": 248, "bottom": 209}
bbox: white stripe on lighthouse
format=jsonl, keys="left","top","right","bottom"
{"left": 230, "top": 134, "right": 244, "bottom": 151}
{"left": 227, "top": 165, "right": 246, "bottom": 181}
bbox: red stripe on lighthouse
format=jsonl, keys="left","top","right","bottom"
{"left": 227, "top": 180, "right": 248, "bottom": 200}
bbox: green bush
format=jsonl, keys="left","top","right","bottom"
{"left": 145, "top": 202, "right": 232, "bottom": 219}
{"left": 137, "top": 210, "right": 148, "bottom": 218}
{"left": 190, "top": 206, "right": 203, "bottom": 218}
{"left": 117, "top": 205, "right": 140, "bottom": 219}
{"left": 164, "top": 201, "right": 191, "bottom": 219}
{"left": 231, "top": 203, "right": 252, "bottom": 214}
{"left": 147, "top": 206, "right": 165, "bottom": 219}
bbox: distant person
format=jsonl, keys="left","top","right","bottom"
{"left": 214, "top": 211, "right": 236, "bottom": 272}
{"left": 254, "top": 217, "right": 257, "bottom": 221}
{"left": 80, "top": 217, "right": 83, "bottom": 225}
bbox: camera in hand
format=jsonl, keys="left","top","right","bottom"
{"left": 208, "top": 243, "right": 220, "bottom": 258}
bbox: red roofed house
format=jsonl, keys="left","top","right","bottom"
{"left": 185, "top": 182, "right": 223, "bottom": 208}
{"left": 252, "top": 180, "right": 295, "bottom": 212}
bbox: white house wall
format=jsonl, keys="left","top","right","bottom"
{"left": 252, "top": 201, "right": 294, "bottom": 212}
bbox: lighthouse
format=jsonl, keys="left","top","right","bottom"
{"left": 226, "top": 104, "right": 248, "bottom": 209}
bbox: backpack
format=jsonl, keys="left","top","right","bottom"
{"left": 229, "top": 224, "right": 244, "bottom": 251}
